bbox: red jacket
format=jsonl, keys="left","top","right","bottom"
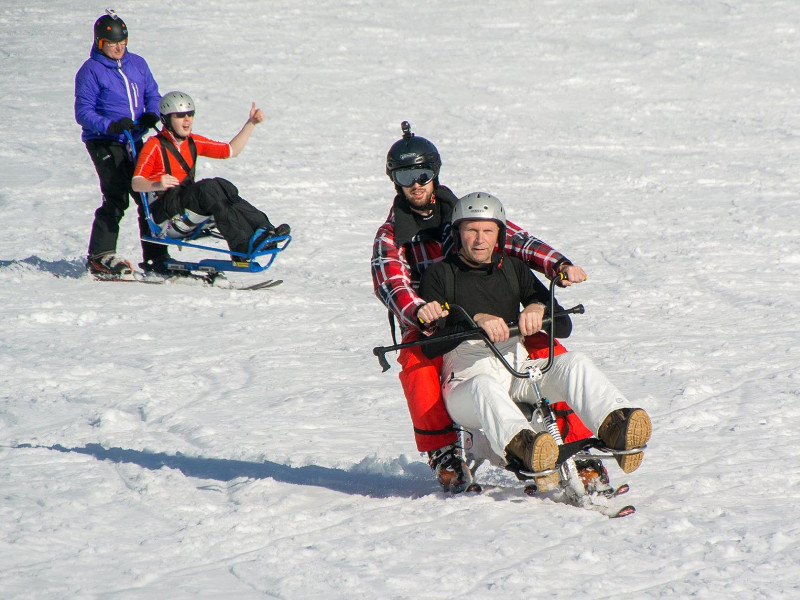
{"left": 134, "top": 130, "right": 230, "bottom": 183}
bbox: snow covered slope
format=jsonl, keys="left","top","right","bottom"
{"left": 1, "top": 1, "right": 799, "bottom": 598}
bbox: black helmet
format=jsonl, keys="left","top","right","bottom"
{"left": 385, "top": 121, "right": 442, "bottom": 182}
{"left": 94, "top": 11, "right": 128, "bottom": 49}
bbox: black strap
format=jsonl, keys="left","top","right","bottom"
{"left": 413, "top": 425, "right": 456, "bottom": 436}
{"left": 557, "top": 437, "right": 600, "bottom": 464}
{"left": 387, "top": 310, "right": 398, "bottom": 346}
{"left": 498, "top": 257, "right": 520, "bottom": 303}
{"left": 443, "top": 258, "right": 455, "bottom": 306}
{"left": 552, "top": 406, "right": 574, "bottom": 440}
{"left": 158, "top": 134, "right": 197, "bottom": 183}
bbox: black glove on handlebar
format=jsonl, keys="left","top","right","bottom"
{"left": 107, "top": 117, "right": 135, "bottom": 135}
{"left": 139, "top": 112, "right": 160, "bottom": 129}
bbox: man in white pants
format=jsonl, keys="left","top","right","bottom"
{"left": 418, "top": 192, "right": 652, "bottom": 490}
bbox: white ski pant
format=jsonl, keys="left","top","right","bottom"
{"left": 441, "top": 339, "right": 633, "bottom": 465}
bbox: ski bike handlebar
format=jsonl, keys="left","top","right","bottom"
{"left": 372, "top": 303, "right": 584, "bottom": 372}
{"left": 372, "top": 272, "right": 584, "bottom": 373}
{"left": 466, "top": 271, "right": 579, "bottom": 378}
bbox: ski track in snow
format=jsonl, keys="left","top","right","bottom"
{"left": 2, "top": 1, "right": 800, "bottom": 598}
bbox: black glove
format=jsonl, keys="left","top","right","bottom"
{"left": 106, "top": 117, "right": 135, "bottom": 135}
{"left": 139, "top": 112, "right": 160, "bottom": 129}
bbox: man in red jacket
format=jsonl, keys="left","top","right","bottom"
{"left": 371, "top": 122, "right": 588, "bottom": 491}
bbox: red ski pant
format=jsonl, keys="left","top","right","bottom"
{"left": 397, "top": 345, "right": 457, "bottom": 452}
{"left": 398, "top": 334, "right": 593, "bottom": 453}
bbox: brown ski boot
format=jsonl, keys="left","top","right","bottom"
{"left": 598, "top": 408, "right": 652, "bottom": 473}
{"left": 505, "top": 430, "right": 560, "bottom": 492}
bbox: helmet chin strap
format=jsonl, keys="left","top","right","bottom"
{"left": 161, "top": 119, "right": 187, "bottom": 142}
{"left": 409, "top": 199, "right": 434, "bottom": 214}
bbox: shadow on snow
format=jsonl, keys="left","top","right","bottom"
{"left": 21, "top": 443, "right": 436, "bottom": 499}
{"left": 0, "top": 256, "right": 86, "bottom": 279}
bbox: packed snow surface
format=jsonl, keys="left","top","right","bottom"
{"left": 1, "top": 1, "right": 799, "bottom": 598}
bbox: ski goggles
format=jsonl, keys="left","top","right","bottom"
{"left": 392, "top": 166, "right": 436, "bottom": 188}
{"left": 98, "top": 38, "right": 127, "bottom": 50}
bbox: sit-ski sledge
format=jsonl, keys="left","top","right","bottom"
{"left": 372, "top": 274, "right": 647, "bottom": 518}
{"left": 123, "top": 130, "right": 291, "bottom": 283}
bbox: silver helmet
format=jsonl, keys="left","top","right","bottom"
{"left": 451, "top": 192, "right": 507, "bottom": 249}
{"left": 159, "top": 91, "right": 195, "bottom": 117}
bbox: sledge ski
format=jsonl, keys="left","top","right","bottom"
{"left": 235, "top": 278, "right": 283, "bottom": 290}
{"left": 472, "top": 438, "right": 642, "bottom": 518}
{"left": 92, "top": 271, "right": 282, "bottom": 290}
{"left": 122, "top": 130, "right": 291, "bottom": 277}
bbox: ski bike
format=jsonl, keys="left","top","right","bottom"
{"left": 123, "top": 129, "right": 291, "bottom": 285}
{"left": 373, "top": 274, "right": 646, "bottom": 518}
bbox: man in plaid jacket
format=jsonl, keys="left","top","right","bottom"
{"left": 371, "top": 122, "right": 588, "bottom": 490}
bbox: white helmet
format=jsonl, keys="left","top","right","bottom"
{"left": 451, "top": 192, "right": 507, "bottom": 250}
{"left": 159, "top": 91, "right": 195, "bottom": 117}
{"left": 159, "top": 91, "right": 195, "bottom": 134}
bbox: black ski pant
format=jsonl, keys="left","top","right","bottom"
{"left": 85, "top": 140, "right": 165, "bottom": 263}
{"left": 153, "top": 177, "right": 274, "bottom": 256}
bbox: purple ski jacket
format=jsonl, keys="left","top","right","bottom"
{"left": 74, "top": 46, "right": 161, "bottom": 144}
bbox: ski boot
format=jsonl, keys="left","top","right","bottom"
{"left": 598, "top": 408, "right": 652, "bottom": 473}
{"left": 505, "top": 430, "right": 560, "bottom": 492}
{"left": 428, "top": 444, "right": 479, "bottom": 493}
{"left": 88, "top": 252, "right": 134, "bottom": 280}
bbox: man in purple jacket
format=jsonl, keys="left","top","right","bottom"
{"left": 74, "top": 11, "right": 164, "bottom": 278}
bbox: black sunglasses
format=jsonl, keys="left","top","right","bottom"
{"left": 392, "top": 166, "right": 435, "bottom": 188}
{"left": 172, "top": 111, "right": 195, "bottom": 119}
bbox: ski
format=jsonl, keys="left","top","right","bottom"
{"left": 235, "top": 278, "right": 283, "bottom": 290}
{"left": 449, "top": 479, "right": 634, "bottom": 518}
{"left": 522, "top": 484, "right": 636, "bottom": 518}
{"left": 90, "top": 274, "right": 146, "bottom": 283}
{"left": 601, "top": 482, "right": 630, "bottom": 498}
{"left": 523, "top": 481, "right": 630, "bottom": 499}
{"left": 92, "top": 272, "right": 282, "bottom": 290}
{"left": 563, "top": 492, "right": 636, "bottom": 519}
{"left": 457, "top": 466, "right": 634, "bottom": 518}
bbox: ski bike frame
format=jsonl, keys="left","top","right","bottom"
{"left": 123, "top": 129, "right": 291, "bottom": 274}
{"left": 373, "top": 272, "right": 646, "bottom": 508}
{"left": 452, "top": 274, "right": 646, "bottom": 505}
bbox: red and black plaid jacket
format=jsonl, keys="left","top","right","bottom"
{"left": 371, "top": 186, "right": 569, "bottom": 338}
